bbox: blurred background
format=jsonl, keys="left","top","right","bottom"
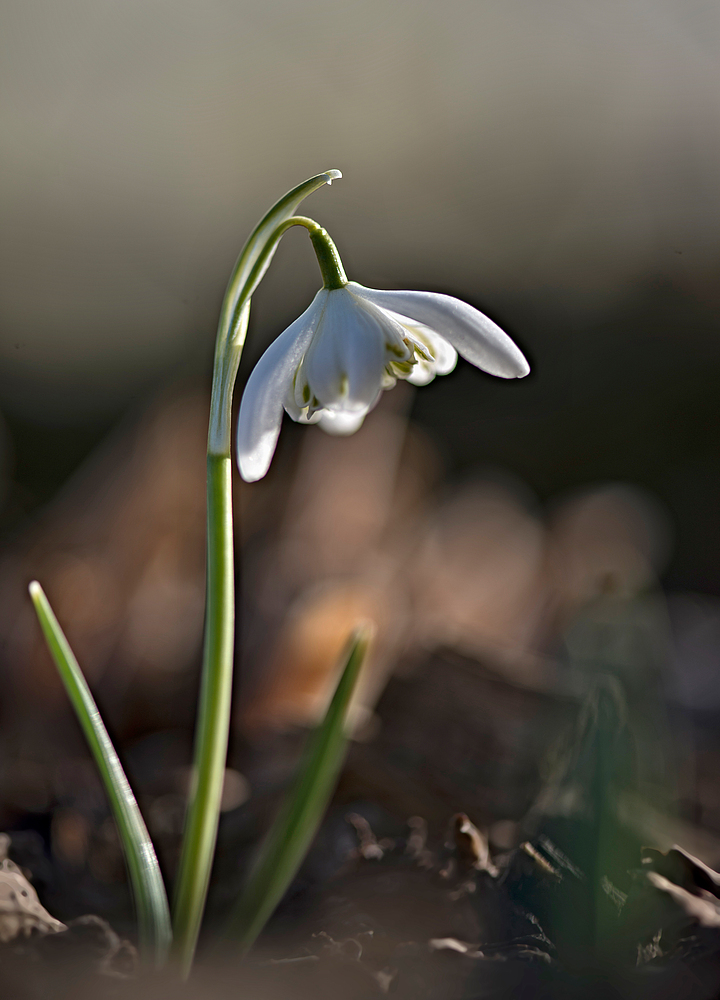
{"left": 1, "top": 0, "right": 720, "bottom": 939}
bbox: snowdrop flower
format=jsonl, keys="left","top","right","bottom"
{"left": 237, "top": 225, "right": 529, "bottom": 482}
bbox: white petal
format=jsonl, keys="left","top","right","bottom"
{"left": 236, "top": 291, "right": 326, "bottom": 481}
{"left": 303, "top": 288, "right": 385, "bottom": 409}
{"left": 317, "top": 408, "right": 369, "bottom": 435}
{"left": 348, "top": 283, "right": 529, "bottom": 379}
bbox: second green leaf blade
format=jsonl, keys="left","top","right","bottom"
{"left": 226, "top": 623, "right": 373, "bottom": 953}
{"left": 28, "top": 581, "right": 172, "bottom": 968}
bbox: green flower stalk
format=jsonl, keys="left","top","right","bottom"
{"left": 172, "top": 170, "right": 342, "bottom": 976}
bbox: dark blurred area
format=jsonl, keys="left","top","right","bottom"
{"left": 2, "top": 0, "right": 720, "bottom": 988}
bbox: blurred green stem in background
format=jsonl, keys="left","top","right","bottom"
{"left": 227, "top": 625, "right": 373, "bottom": 952}
{"left": 172, "top": 169, "right": 342, "bottom": 976}
{"left": 28, "top": 582, "right": 172, "bottom": 968}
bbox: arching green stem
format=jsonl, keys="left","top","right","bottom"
{"left": 208, "top": 216, "right": 347, "bottom": 457}
{"left": 173, "top": 170, "right": 341, "bottom": 978}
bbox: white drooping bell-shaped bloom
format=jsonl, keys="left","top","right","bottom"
{"left": 236, "top": 281, "right": 530, "bottom": 482}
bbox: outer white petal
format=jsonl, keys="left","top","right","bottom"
{"left": 236, "top": 291, "right": 326, "bottom": 481}
{"left": 303, "top": 288, "right": 386, "bottom": 410}
{"left": 347, "top": 283, "right": 529, "bottom": 379}
{"left": 317, "top": 408, "right": 369, "bottom": 435}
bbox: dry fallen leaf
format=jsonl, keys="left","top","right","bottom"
{"left": 646, "top": 871, "right": 720, "bottom": 928}
{"left": 0, "top": 835, "right": 65, "bottom": 942}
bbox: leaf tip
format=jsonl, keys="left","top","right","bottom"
{"left": 351, "top": 619, "right": 376, "bottom": 656}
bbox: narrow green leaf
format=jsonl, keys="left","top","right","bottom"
{"left": 227, "top": 623, "right": 373, "bottom": 953}
{"left": 28, "top": 581, "right": 172, "bottom": 967}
